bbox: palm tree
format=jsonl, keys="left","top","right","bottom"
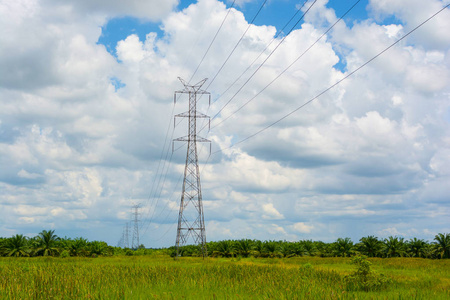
{"left": 236, "top": 239, "right": 253, "bottom": 257}
{"left": 358, "top": 236, "right": 382, "bottom": 257}
{"left": 88, "top": 241, "right": 109, "bottom": 257}
{"left": 383, "top": 236, "right": 407, "bottom": 258}
{"left": 2, "top": 234, "right": 30, "bottom": 257}
{"left": 57, "top": 236, "right": 72, "bottom": 250}
{"left": 407, "top": 238, "right": 427, "bottom": 258}
{"left": 315, "top": 241, "right": 332, "bottom": 257}
{"left": 333, "top": 237, "right": 354, "bottom": 257}
{"left": 263, "top": 241, "right": 281, "bottom": 258}
{"left": 206, "top": 241, "right": 219, "bottom": 255}
{"left": 34, "top": 230, "right": 60, "bottom": 256}
{"left": 251, "top": 240, "right": 263, "bottom": 257}
{"left": 422, "top": 243, "right": 436, "bottom": 259}
{"left": 299, "top": 240, "right": 316, "bottom": 256}
{"left": 213, "top": 240, "right": 235, "bottom": 257}
{"left": 69, "top": 237, "right": 89, "bottom": 257}
{"left": 278, "top": 241, "right": 294, "bottom": 258}
{"left": 290, "top": 242, "right": 305, "bottom": 257}
{"left": 434, "top": 233, "right": 450, "bottom": 259}
{"left": 0, "top": 237, "right": 5, "bottom": 255}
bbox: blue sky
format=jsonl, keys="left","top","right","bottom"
{"left": 98, "top": 0, "right": 373, "bottom": 57}
{"left": 97, "top": 0, "right": 401, "bottom": 77}
{"left": 1, "top": 0, "right": 449, "bottom": 247}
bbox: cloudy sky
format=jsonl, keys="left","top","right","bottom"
{"left": 1, "top": 0, "right": 449, "bottom": 247}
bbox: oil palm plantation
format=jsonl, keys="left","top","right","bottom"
{"left": 278, "top": 242, "right": 294, "bottom": 258}
{"left": 434, "top": 233, "right": 450, "bottom": 259}
{"left": 69, "top": 237, "right": 89, "bottom": 257}
{"left": 383, "top": 236, "right": 407, "bottom": 258}
{"left": 300, "top": 240, "right": 316, "bottom": 256}
{"left": 2, "top": 234, "right": 29, "bottom": 257}
{"left": 34, "top": 230, "right": 60, "bottom": 256}
{"left": 407, "top": 238, "right": 428, "bottom": 258}
{"left": 88, "top": 241, "right": 109, "bottom": 256}
{"left": 358, "top": 236, "right": 383, "bottom": 257}
{"left": 213, "top": 240, "right": 235, "bottom": 257}
{"left": 263, "top": 240, "right": 281, "bottom": 258}
{"left": 333, "top": 237, "right": 354, "bottom": 257}
{"left": 252, "top": 240, "right": 264, "bottom": 257}
{"left": 290, "top": 242, "right": 305, "bottom": 257}
{"left": 236, "top": 239, "right": 253, "bottom": 257}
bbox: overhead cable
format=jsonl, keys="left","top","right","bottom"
{"left": 210, "top": 0, "right": 320, "bottom": 121}
{"left": 204, "top": 0, "right": 308, "bottom": 105}
{"left": 211, "top": 0, "right": 361, "bottom": 129}
{"left": 189, "top": 0, "right": 237, "bottom": 83}
{"left": 211, "top": 3, "right": 450, "bottom": 155}
{"left": 203, "top": 0, "right": 269, "bottom": 91}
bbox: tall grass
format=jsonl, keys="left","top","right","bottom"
{"left": 0, "top": 256, "right": 449, "bottom": 299}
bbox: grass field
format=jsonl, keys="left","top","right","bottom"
{"left": 1, "top": 256, "right": 449, "bottom": 299}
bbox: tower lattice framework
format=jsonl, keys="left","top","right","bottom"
{"left": 173, "top": 77, "right": 210, "bottom": 258}
{"left": 131, "top": 204, "right": 140, "bottom": 249}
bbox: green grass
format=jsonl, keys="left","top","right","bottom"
{"left": 0, "top": 256, "right": 449, "bottom": 299}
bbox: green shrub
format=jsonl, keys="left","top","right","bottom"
{"left": 59, "top": 250, "right": 70, "bottom": 258}
{"left": 344, "top": 255, "right": 392, "bottom": 291}
{"left": 303, "top": 262, "right": 313, "bottom": 269}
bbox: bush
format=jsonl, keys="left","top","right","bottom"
{"left": 344, "top": 255, "right": 392, "bottom": 291}
{"left": 59, "top": 250, "right": 70, "bottom": 258}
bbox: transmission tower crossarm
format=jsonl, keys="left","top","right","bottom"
{"left": 175, "top": 112, "right": 210, "bottom": 118}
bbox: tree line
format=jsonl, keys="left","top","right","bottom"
{"left": 1, "top": 230, "right": 449, "bottom": 259}
{"left": 0, "top": 230, "right": 121, "bottom": 257}
{"left": 172, "top": 233, "right": 450, "bottom": 259}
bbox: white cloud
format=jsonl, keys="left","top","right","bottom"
{"left": 377, "top": 227, "right": 402, "bottom": 237}
{"left": 0, "top": 0, "right": 449, "bottom": 246}
{"left": 291, "top": 222, "right": 314, "bottom": 233}
{"left": 262, "top": 203, "right": 284, "bottom": 220}
{"left": 368, "top": 0, "right": 450, "bottom": 50}
{"left": 267, "top": 224, "right": 287, "bottom": 236}
{"left": 44, "top": 0, "right": 178, "bottom": 20}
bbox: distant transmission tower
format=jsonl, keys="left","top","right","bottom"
{"left": 173, "top": 77, "right": 210, "bottom": 258}
{"left": 131, "top": 205, "right": 141, "bottom": 249}
{"left": 124, "top": 222, "right": 130, "bottom": 248}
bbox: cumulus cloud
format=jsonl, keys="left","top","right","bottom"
{"left": 368, "top": 0, "right": 450, "bottom": 50}
{"left": 291, "top": 222, "right": 314, "bottom": 234}
{"left": 44, "top": 0, "right": 178, "bottom": 20}
{"left": 0, "top": 0, "right": 449, "bottom": 246}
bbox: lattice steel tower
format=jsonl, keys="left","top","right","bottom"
{"left": 173, "top": 77, "right": 210, "bottom": 258}
{"left": 123, "top": 222, "right": 130, "bottom": 248}
{"left": 131, "top": 204, "right": 140, "bottom": 249}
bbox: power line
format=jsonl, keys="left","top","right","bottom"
{"left": 121, "top": 0, "right": 258, "bottom": 246}
{"left": 137, "top": 101, "right": 179, "bottom": 241}
{"left": 210, "top": 0, "right": 320, "bottom": 122}
{"left": 211, "top": 0, "right": 361, "bottom": 129}
{"left": 138, "top": 0, "right": 235, "bottom": 233}
{"left": 202, "top": 0, "right": 308, "bottom": 108}
{"left": 189, "top": 0, "right": 237, "bottom": 83}
{"left": 196, "top": 0, "right": 313, "bottom": 140}
{"left": 202, "top": 0, "right": 269, "bottom": 91}
{"left": 211, "top": 3, "right": 450, "bottom": 155}
{"left": 140, "top": 140, "right": 187, "bottom": 237}
{"left": 138, "top": 0, "right": 230, "bottom": 239}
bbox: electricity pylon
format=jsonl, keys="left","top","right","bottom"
{"left": 173, "top": 77, "right": 210, "bottom": 258}
{"left": 120, "top": 222, "right": 130, "bottom": 248}
{"left": 131, "top": 204, "right": 140, "bottom": 249}
{"left": 125, "top": 222, "right": 130, "bottom": 248}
